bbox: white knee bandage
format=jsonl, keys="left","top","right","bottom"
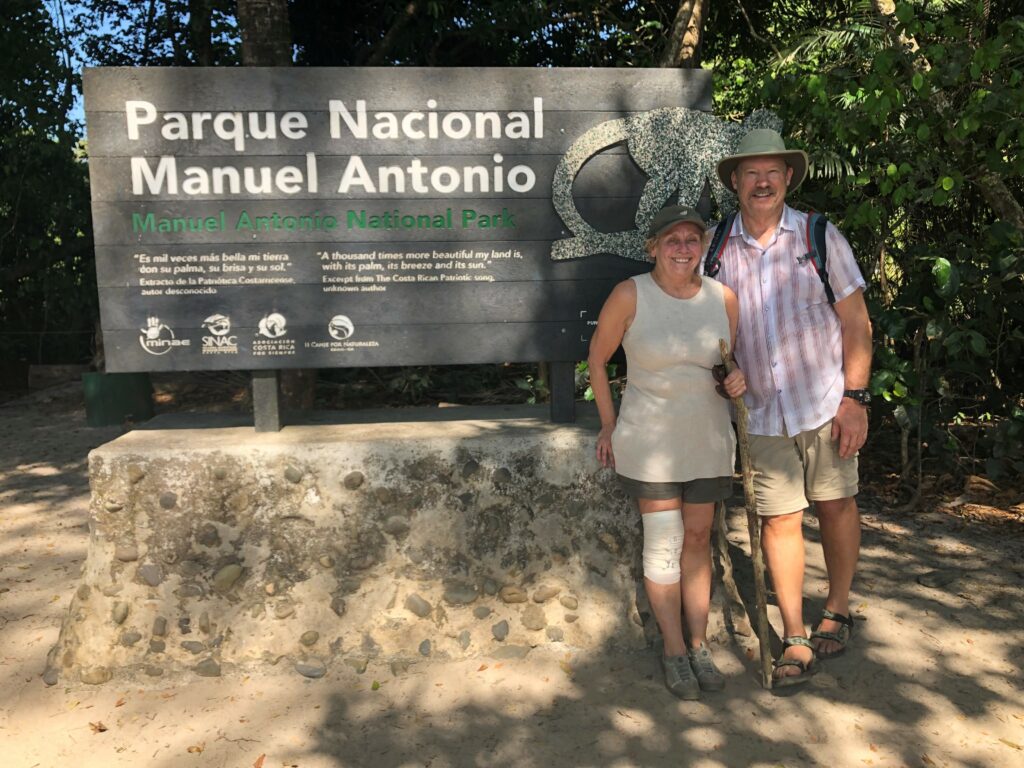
{"left": 641, "top": 509, "right": 684, "bottom": 585}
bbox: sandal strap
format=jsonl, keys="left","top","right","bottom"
{"left": 772, "top": 657, "right": 809, "bottom": 672}
{"left": 810, "top": 629, "right": 848, "bottom": 644}
{"left": 782, "top": 635, "right": 814, "bottom": 650}
{"left": 820, "top": 608, "right": 854, "bottom": 627}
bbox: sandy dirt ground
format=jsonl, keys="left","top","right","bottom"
{"left": 1, "top": 379, "right": 1023, "bottom": 768}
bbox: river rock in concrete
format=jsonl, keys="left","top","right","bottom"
{"left": 300, "top": 631, "right": 319, "bottom": 647}
{"left": 458, "top": 630, "right": 471, "bottom": 650}
{"left": 115, "top": 545, "right": 139, "bottom": 562}
{"left": 383, "top": 516, "right": 410, "bottom": 536}
{"left": 112, "top": 602, "right": 129, "bottom": 625}
{"left": 343, "top": 471, "right": 364, "bottom": 490}
{"left": 196, "top": 523, "right": 220, "bottom": 547}
{"left": 492, "top": 467, "right": 512, "bottom": 486}
{"left": 482, "top": 578, "right": 499, "bottom": 596}
{"left": 194, "top": 658, "right": 221, "bottom": 677}
{"left": 149, "top": 639, "right": 165, "bottom": 653}
{"left": 295, "top": 660, "right": 326, "bottom": 679}
{"left": 138, "top": 563, "right": 163, "bottom": 587}
{"left": 212, "top": 563, "right": 243, "bottom": 593}
{"left": 492, "top": 620, "right": 509, "bottom": 641}
{"left": 521, "top": 604, "right": 547, "bottom": 631}
{"left": 443, "top": 582, "right": 478, "bottom": 605}
{"left": 405, "top": 593, "right": 432, "bottom": 618}
{"left": 120, "top": 631, "right": 142, "bottom": 647}
{"left": 546, "top": 627, "right": 564, "bottom": 642}
{"left": 559, "top": 595, "right": 579, "bottom": 610}
{"left": 532, "top": 585, "right": 561, "bottom": 603}
{"left": 152, "top": 616, "right": 167, "bottom": 636}
{"left": 419, "top": 640, "right": 431, "bottom": 657}
{"left": 473, "top": 606, "right": 492, "bottom": 619}
{"left": 145, "top": 666, "right": 164, "bottom": 677}
{"left": 284, "top": 465, "right": 304, "bottom": 483}
{"left": 461, "top": 459, "right": 480, "bottom": 479}
{"left": 274, "top": 603, "right": 295, "bottom": 619}
{"left": 158, "top": 491, "right": 177, "bottom": 509}
{"left": 564, "top": 613, "right": 579, "bottom": 623}
{"left": 42, "top": 668, "right": 58, "bottom": 686}
{"left": 80, "top": 667, "right": 112, "bottom": 685}
{"left": 330, "top": 596, "right": 347, "bottom": 617}
{"left": 499, "top": 586, "right": 528, "bottom": 604}
{"left": 127, "top": 464, "right": 146, "bottom": 484}
{"left": 181, "top": 641, "right": 206, "bottom": 654}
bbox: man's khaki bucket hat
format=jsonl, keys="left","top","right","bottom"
{"left": 716, "top": 129, "right": 809, "bottom": 193}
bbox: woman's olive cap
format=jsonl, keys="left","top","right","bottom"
{"left": 647, "top": 205, "right": 707, "bottom": 239}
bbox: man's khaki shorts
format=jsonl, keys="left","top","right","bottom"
{"left": 748, "top": 421, "right": 859, "bottom": 517}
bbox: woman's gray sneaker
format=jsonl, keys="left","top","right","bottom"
{"left": 662, "top": 655, "right": 700, "bottom": 700}
{"left": 687, "top": 644, "right": 725, "bottom": 691}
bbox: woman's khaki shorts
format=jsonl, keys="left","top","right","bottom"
{"left": 617, "top": 474, "right": 733, "bottom": 503}
{"left": 748, "top": 421, "right": 859, "bottom": 516}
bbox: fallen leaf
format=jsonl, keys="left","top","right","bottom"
{"left": 558, "top": 661, "right": 573, "bottom": 677}
{"left": 115, "top": 697, "right": 126, "bottom": 707}
{"left": 999, "top": 739, "right": 1022, "bottom": 750}
{"left": 89, "top": 721, "right": 108, "bottom": 734}
{"left": 477, "top": 664, "right": 488, "bottom": 672}
{"left": 921, "top": 755, "right": 935, "bottom": 766}
{"left": 371, "top": 680, "right": 380, "bottom": 691}
{"left": 253, "top": 755, "right": 266, "bottom": 768}
{"left": 187, "top": 743, "right": 205, "bottom": 754}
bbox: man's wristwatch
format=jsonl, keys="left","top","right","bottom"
{"left": 843, "top": 389, "right": 872, "bottom": 406}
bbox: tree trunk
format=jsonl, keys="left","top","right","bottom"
{"left": 237, "top": 0, "right": 292, "bottom": 66}
{"left": 237, "top": 0, "right": 315, "bottom": 411}
{"left": 872, "top": 0, "right": 1024, "bottom": 236}
{"left": 188, "top": 0, "right": 213, "bottom": 65}
{"left": 659, "top": 0, "right": 706, "bottom": 68}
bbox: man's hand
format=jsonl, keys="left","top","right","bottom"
{"left": 832, "top": 398, "right": 868, "bottom": 459}
{"left": 596, "top": 425, "right": 616, "bottom": 469}
{"left": 712, "top": 364, "right": 747, "bottom": 400}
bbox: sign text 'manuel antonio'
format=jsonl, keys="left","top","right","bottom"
{"left": 126, "top": 99, "right": 545, "bottom": 197}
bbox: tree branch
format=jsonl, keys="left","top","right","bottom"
{"left": 365, "top": 2, "right": 418, "bottom": 66}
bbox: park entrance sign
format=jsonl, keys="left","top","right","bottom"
{"left": 84, "top": 67, "right": 712, "bottom": 372}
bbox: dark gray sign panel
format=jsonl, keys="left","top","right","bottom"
{"left": 84, "top": 67, "right": 712, "bottom": 371}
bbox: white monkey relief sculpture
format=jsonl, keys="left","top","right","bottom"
{"left": 550, "top": 108, "right": 783, "bottom": 262}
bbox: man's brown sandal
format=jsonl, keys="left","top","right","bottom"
{"left": 811, "top": 608, "right": 854, "bottom": 659}
{"left": 772, "top": 636, "right": 816, "bottom": 688}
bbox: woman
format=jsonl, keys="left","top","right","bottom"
{"left": 589, "top": 205, "right": 746, "bottom": 700}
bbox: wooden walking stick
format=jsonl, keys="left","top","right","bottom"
{"left": 719, "top": 339, "right": 774, "bottom": 689}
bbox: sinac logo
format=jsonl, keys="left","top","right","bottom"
{"left": 257, "top": 312, "right": 287, "bottom": 338}
{"left": 139, "top": 316, "right": 188, "bottom": 355}
{"left": 328, "top": 315, "right": 355, "bottom": 340}
{"left": 202, "top": 314, "right": 232, "bottom": 336}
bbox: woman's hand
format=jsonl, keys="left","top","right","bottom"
{"left": 596, "top": 425, "right": 616, "bottom": 468}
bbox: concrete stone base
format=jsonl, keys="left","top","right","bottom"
{"left": 49, "top": 405, "right": 648, "bottom": 684}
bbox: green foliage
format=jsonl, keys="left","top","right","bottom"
{"left": 760, "top": 0, "right": 1024, "bottom": 481}
{"left": 0, "top": 1, "right": 94, "bottom": 363}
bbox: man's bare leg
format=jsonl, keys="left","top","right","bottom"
{"left": 813, "top": 496, "right": 861, "bottom": 655}
{"left": 761, "top": 509, "right": 813, "bottom": 677}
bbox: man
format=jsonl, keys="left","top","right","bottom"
{"left": 709, "top": 129, "right": 872, "bottom": 686}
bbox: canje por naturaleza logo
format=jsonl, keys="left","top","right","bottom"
{"left": 139, "top": 316, "right": 190, "bottom": 355}
{"left": 328, "top": 315, "right": 355, "bottom": 340}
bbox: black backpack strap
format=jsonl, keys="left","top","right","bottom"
{"left": 803, "top": 211, "right": 835, "bottom": 304}
{"left": 703, "top": 213, "right": 736, "bottom": 278}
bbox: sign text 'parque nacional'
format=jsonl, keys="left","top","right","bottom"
{"left": 85, "top": 67, "right": 726, "bottom": 371}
